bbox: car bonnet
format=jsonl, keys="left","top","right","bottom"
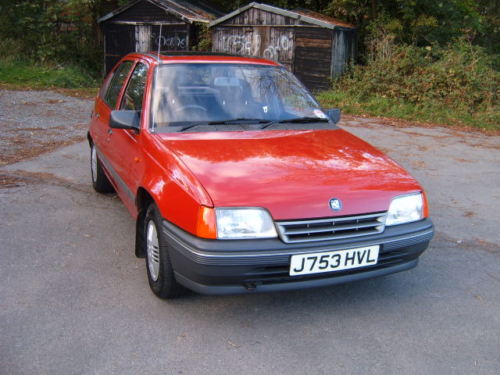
{"left": 155, "top": 129, "right": 422, "bottom": 220}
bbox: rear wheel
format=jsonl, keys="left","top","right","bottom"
{"left": 90, "top": 143, "right": 114, "bottom": 193}
{"left": 144, "top": 203, "right": 185, "bottom": 299}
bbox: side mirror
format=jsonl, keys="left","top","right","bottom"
{"left": 110, "top": 110, "right": 140, "bottom": 132}
{"left": 325, "top": 108, "right": 341, "bottom": 124}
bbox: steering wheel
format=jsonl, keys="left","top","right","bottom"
{"left": 175, "top": 104, "right": 208, "bottom": 113}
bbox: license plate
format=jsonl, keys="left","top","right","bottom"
{"left": 289, "top": 245, "right": 380, "bottom": 276}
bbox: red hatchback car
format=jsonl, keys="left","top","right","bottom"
{"left": 88, "top": 52, "right": 434, "bottom": 299}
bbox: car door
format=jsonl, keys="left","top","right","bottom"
{"left": 106, "top": 60, "right": 150, "bottom": 212}
{"left": 91, "top": 59, "right": 134, "bottom": 172}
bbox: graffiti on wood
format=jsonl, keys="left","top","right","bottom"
{"left": 263, "top": 35, "right": 292, "bottom": 60}
{"left": 220, "top": 34, "right": 261, "bottom": 56}
{"left": 220, "top": 33, "right": 292, "bottom": 61}
{"left": 156, "top": 35, "right": 187, "bottom": 49}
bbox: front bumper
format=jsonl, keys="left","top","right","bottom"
{"left": 162, "top": 218, "right": 434, "bottom": 295}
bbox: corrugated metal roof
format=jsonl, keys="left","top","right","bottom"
{"left": 209, "top": 2, "right": 355, "bottom": 30}
{"left": 98, "top": 0, "right": 223, "bottom": 24}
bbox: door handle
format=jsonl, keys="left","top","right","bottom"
{"left": 108, "top": 129, "right": 113, "bottom": 135}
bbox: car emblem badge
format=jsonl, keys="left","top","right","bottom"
{"left": 329, "top": 198, "right": 342, "bottom": 211}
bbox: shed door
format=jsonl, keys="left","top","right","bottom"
{"left": 331, "top": 29, "right": 356, "bottom": 77}
{"left": 135, "top": 25, "right": 152, "bottom": 53}
{"left": 293, "top": 27, "right": 332, "bottom": 91}
{"left": 104, "top": 24, "right": 135, "bottom": 74}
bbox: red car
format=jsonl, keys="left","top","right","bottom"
{"left": 88, "top": 52, "right": 434, "bottom": 299}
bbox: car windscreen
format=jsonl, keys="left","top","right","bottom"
{"left": 150, "top": 63, "right": 328, "bottom": 132}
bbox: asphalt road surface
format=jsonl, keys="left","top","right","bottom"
{"left": 1, "top": 91, "right": 499, "bottom": 375}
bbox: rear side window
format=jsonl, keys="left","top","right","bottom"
{"left": 104, "top": 61, "right": 133, "bottom": 108}
{"left": 120, "top": 63, "right": 148, "bottom": 111}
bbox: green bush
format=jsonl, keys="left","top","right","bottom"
{"left": 341, "top": 40, "right": 497, "bottom": 112}
{"left": 319, "top": 38, "right": 499, "bottom": 130}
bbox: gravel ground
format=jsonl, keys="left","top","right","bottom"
{"left": 0, "top": 90, "right": 92, "bottom": 165}
{"left": 1, "top": 89, "right": 499, "bottom": 375}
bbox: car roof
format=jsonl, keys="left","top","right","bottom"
{"left": 125, "top": 52, "right": 279, "bottom": 66}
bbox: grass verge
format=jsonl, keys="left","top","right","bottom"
{"left": 317, "top": 90, "right": 499, "bottom": 132}
{"left": 0, "top": 58, "right": 98, "bottom": 90}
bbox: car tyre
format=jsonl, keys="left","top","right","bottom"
{"left": 144, "top": 203, "right": 186, "bottom": 299}
{"left": 90, "top": 143, "right": 114, "bottom": 193}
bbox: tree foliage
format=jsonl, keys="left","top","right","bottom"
{"left": 0, "top": 0, "right": 126, "bottom": 72}
{"left": 213, "top": 0, "right": 497, "bottom": 54}
{"left": 0, "top": 0, "right": 497, "bottom": 75}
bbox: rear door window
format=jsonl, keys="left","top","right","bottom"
{"left": 104, "top": 61, "right": 134, "bottom": 109}
{"left": 120, "top": 63, "right": 148, "bottom": 111}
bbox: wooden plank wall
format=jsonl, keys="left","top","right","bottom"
{"left": 102, "top": 1, "right": 191, "bottom": 73}
{"left": 151, "top": 24, "right": 190, "bottom": 52}
{"left": 212, "top": 8, "right": 298, "bottom": 70}
{"left": 331, "top": 29, "right": 356, "bottom": 77}
{"left": 210, "top": 7, "right": 350, "bottom": 91}
{"left": 103, "top": 23, "right": 135, "bottom": 73}
{"left": 294, "top": 27, "right": 332, "bottom": 91}
{"left": 223, "top": 7, "right": 300, "bottom": 26}
{"left": 212, "top": 26, "right": 294, "bottom": 70}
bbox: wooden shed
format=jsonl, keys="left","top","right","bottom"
{"left": 209, "top": 2, "right": 356, "bottom": 91}
{"left": 98, "top": 0, "right": 222, "bottom": 74}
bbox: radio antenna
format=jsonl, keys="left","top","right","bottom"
{"left": 157, "top": 24, "right": 162, "bottom": 61}
{"left": 152, "top": 24, "right": 163, "bottom": 131}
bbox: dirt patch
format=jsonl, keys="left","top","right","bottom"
{"left": 0, "top": 174, "right": 26, "bottom": 189}
{"left": 0, "top": 84, "right": 98, "bottom": 100}
{"left": 434, "top": 232, "right": 500, "bottom": 256}
{"left": 0, "top": 89, "right": 92, "bottom": 165}
{"left": 457, "top": 138, "right": 500, "bottom": 151}
{"left": 341, "top": 114, "right": 500, "bottom": 136}
{"left": 342, "top": 114, "right": 500, "bottom": 152}
{"left": 411, "top": 160, "right": 427, "bottom": 168}
{"left": 0, "top": 170, "right": 89, "bottom": 193}
{"left": 46, "top": 99, "right": 66, "bottom": 104}
{"left": 54, "top": 88, "right": 98, "bottom": 100}
{"left": 1, "top": 134, "right": 86, "bottom": 165}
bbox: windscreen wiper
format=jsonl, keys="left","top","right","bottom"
{"left": 208, "top": 118, "right": 271, "bottom": 125}
{"left": 279, "top": 116, "right": 329, "bottom": 123}
{"left": 161, "top": 118, "right": 272, "bottom": 132}
{"left": 161, "top": 121, "right": 206, "bottom": 132}
{"left": 260, "top": 116, "right": 329, "bottom": 130}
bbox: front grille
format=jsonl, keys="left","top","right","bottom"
{"left": 276, "top": 212, "right": 387, "bottom": 243}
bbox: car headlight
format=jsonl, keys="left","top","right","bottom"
{"left": 386, "top": 193, "right": 424, "bottom": 226}
{"left": 216, "top": 208, "right": 278, "bottom": 239}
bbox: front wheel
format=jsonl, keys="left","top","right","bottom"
{"left": 144, "top": 203, "right": 185, "bottom": 299}
{"left": 90, "top": 143, "right": 114, "bottom": 193}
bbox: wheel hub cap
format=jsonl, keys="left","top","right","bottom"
{"left": 146, "top": 220, "right": 160, "bottom": 281}
{"left": 91, "top": 146, "right": 97, "bottom": 183}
